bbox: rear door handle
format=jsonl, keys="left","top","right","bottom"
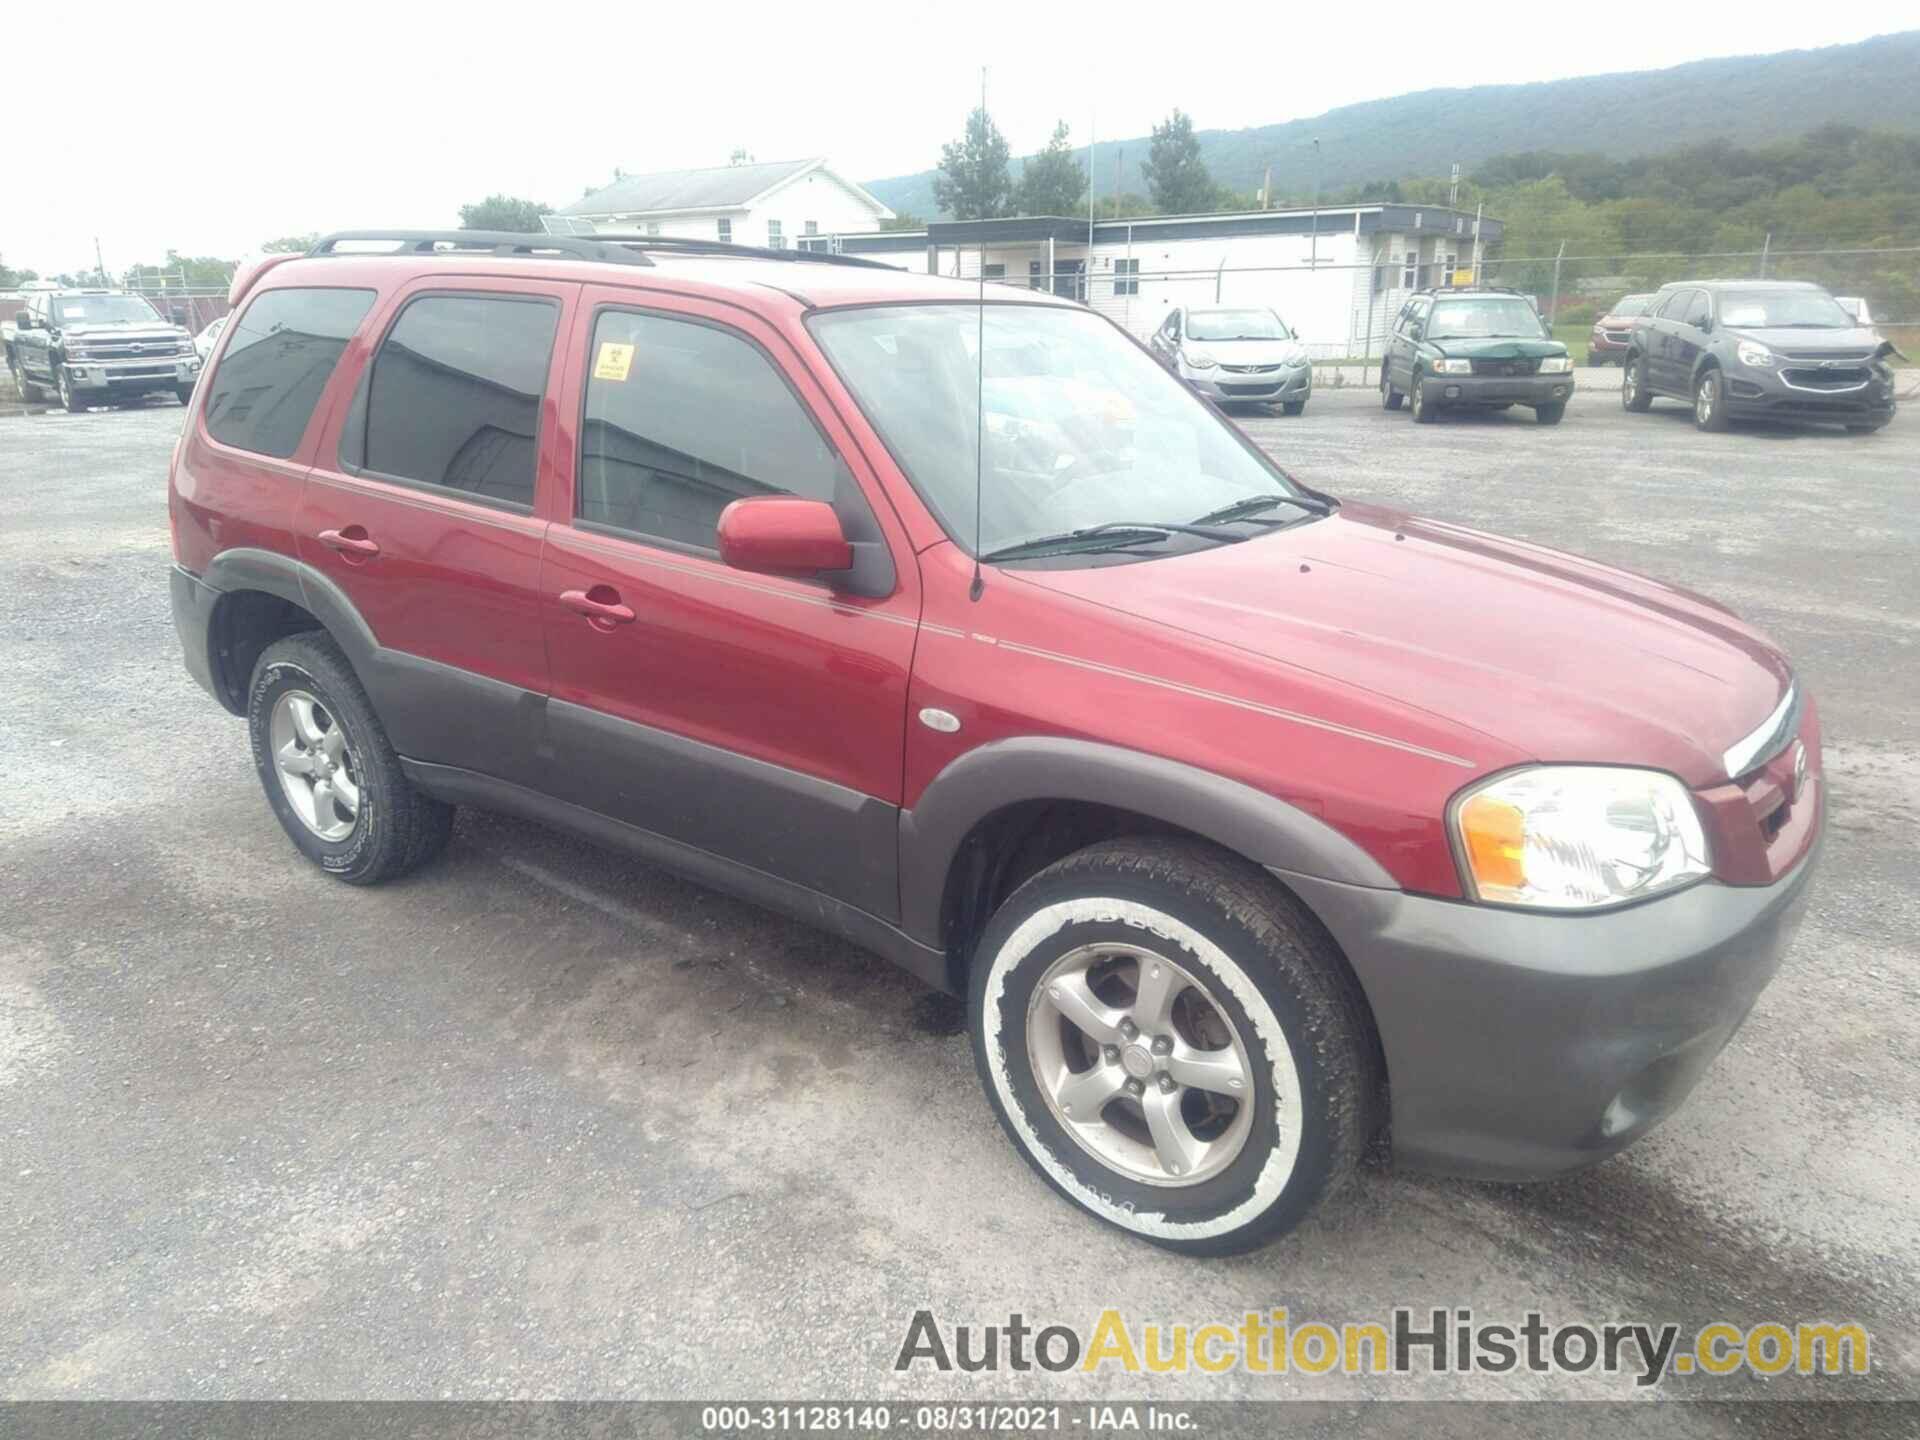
{"left": 559, "top": 587, "right": 636, "bottom": 627}
{"left": 317, "top": 526, "right": 380, "bottom": 559}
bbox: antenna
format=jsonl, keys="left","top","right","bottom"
{"left": 969, "top": 65, "right": 988, "bottom": 603}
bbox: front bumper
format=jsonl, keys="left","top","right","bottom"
{"left": 1281, "top": 818, "right": 1821, "bottom": 1180}
{"left": 1588, "top": 334, "right": 1630, "bottom": 361}
{"left": 1428, "top": 372, "right": 1574, "bottom": 408}
{"left": 170, "top": 564, "right": 224, "bottom": 705}
{"left": 1185, "top": 363, "right": 1312, "bottom": 404}
{"left": 1721, "top": 364, "right": 1896, "bottom": 422}
{"left": 64, "top": 355, "right": 200, "bottom": 392}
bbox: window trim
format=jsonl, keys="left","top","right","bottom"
{"left": 569, "top": 300, "right": 875, "bottom": 567}
{"left": 334, "top": 287, "right": 562, "bottom": 516}
{"left": 716, "top": 218, "right": 733, "bottom": 244}
{"left": 198, "top": 283, "right": 380, "bottom": 464}
{"left": 1114, "top": 257, "right": 1140, "bottom": 297}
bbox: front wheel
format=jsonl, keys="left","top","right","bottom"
{"left": 248, "top": 632, "right": 454, "bottom": 885}
{"left": 968, "top": 838, "right": 1379, "bottom": 1255}
{"left": 1622, "top": 356, "right": 1653, "bottom": 412}
{"left": 1281, "top": 400, "right": 1306, "bottom": 416}
{"left": 1534, "top": 401, "right": 1566, "bottom": 425}
{"left": 1694, "top": 368, "right": 1730, "bottom": 433}
{"left": 1380, "top": 366, "right": 1403, "bottom": 410}
{"left": 14, "top": 364, "right": 40, "bottom": 402}
{"left": 1411, "top": 374, "right": 1436, "bottom": 423}
{"left": 56, "top": 366, "right": 86, "bottom": 413}
{"left": 175, "top": 384, "right": 195, "bottom": 406}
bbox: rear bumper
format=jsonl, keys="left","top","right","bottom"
{"left": 170, "top": 563, "right": 223, "bottom": 704}
{"left": 1281, "top": 820, "right": 1821, "bottom": 1181}
{"left": 1430, "top": 373, "right": 1574, "bottom": 408}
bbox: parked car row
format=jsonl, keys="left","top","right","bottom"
{"left": 165, "top": 230, "right": 1825, "bottom": 1254}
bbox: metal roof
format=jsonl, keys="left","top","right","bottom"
{"left": 562, "top": 158, "right": 864, "bottom": 218}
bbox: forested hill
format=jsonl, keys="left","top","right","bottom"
{"left": 864, "top": 30, "right": 1920, "bottom": 220}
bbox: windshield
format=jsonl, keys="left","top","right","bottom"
{"left": 52, "top": 295, "right": 164, "bottom": 327}
{"left": 1610, "top": 295, "right": 1652, "bottom": 317}
{"left": 1428, "top": 297, "right": 1545, "bottom": 339}
{"left": 1185, "top": 308, "right": 1290, "bottom": 342}
{"left": 810, "top": 304, "right": 1306, "bottom": 559}
{"left": 1717, "top": 290, "right": 1854, "bottom": 329}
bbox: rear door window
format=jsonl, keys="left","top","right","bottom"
{"left": 203, "top": 287, "right": 376, "bottom": 458}
{"left": 576, "top": 309, "right": 852, "bottom": 550}
{"left": 353, "top": 293, "right": 559, "bottom": 510}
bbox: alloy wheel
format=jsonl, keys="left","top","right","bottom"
{"left": 1025, "top": 943, "right": 1254, "bottom": 1187}
{"left": 1696, "top": 373, "right": 1716, "bottom": 425}
{"left": 269, "top": 689, "right": 362, "bottom": 841}
{"left": 1623, "top": 367, "right": 1636, "bottom": 406}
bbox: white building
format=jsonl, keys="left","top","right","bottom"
{"left": 546, "top": 158, "right": 894, "bottom": 251}
{"left": 809, "top": 205, "right": 1504, "bottom": 359}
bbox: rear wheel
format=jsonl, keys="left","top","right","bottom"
{"left": 1380, "top": 365, "right": 1403, "bottom": 411}
{"left": 1535, "top": 401, "right": 1567, "bottom": 425}
{"left": 968, "top": 838, "right": 1378, "bottom": 1255}
{"left": 1622, "top": 355, "right": 1653, "bottom": 413}
{"left": 247, "top": 632, "right": 454, "bottom": 885}
{"left": 1411, "top": 374, "right": 1436, "bottom": 423}
{"left": 1694, "top": 368, "right": 1730, "bottom": 433}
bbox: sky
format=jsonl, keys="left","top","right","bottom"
{"left": 3, "top": 4, "right": 1903, "bottom": 276}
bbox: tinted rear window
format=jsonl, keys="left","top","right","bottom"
{"left": 204, "top": 288, "right": 375, "bottom": 458}
{"left": 359, "top": 294, "right": 558, "bottom": 509}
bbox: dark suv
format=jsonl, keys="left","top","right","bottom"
{"left": 1380, "top": 286, "right": 1575, "bottom": 424}
{"left": 11, "top": 288, "right": 201, "bottom": 411}
{"left": 1621, "top": 279, "right": 1897, "bottom": 432}
{"left": 169, "top": 231, "right": 1821, "bottom": 1254}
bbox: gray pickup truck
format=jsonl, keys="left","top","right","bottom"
{"left": 11, "top": 288, "right": 202, "bottom": 411}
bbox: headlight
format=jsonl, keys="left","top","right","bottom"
{"left": 1183, "top": 348, "right": 1216, "bottom": 369}
{"left": 1736, "top": 339, "right": 1774, "bottom": 368}
{"left": 1281, "top": 344, "right": 1308, "bottom": 366}
{"left": 1538, "top": 355, "right": 1572, "bottom": 374}
{"left": 1451, "top": 766, "right": 1710, "bottom": 910}
{"left": 1434, "top": 357, "right": 1472, "bottom": 375}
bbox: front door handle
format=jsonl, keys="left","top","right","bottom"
{"left": 317, "top": 526, "right": 380, "bottom": 559}
{"left": 560, "top": 586, "right": 636, "bottom": 628}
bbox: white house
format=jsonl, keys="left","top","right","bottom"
{"left": 808, "top": 205, "right": 1504, "bottom": 359}
{"left": 545, "top": 158, "right": 893, "bottom": 251}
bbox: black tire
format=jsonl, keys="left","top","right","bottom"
{"left": 247, "top": 632, "right": 454, "bottom": 885}
{"left": 1534, "top": 401, "right": 1567, "bottom": 425}
{"left": 1281, "top": 400, "right": 1306, "bottom": 416}
{"left": 1380, "top": 365, "right": 1403, "bottom": 411}
{"left": 1622, "top": 355, "right": 1653, "bottom": 413}
{"left": 15, "top": 365, "right": 41, "bottom": 402}
{"left": 1411, "top": 373, "right": 1436, "bottom": 423}
{"left": 1693, "top": 367, "right": 1730, "bottom": 433}
{"left": 1845, "top": 420, "right": 1888, "bottom": 433}
{"left": 968, "top": 838, "right": 1379, "bottom": 1256}
{"left": 175, "top": 384, "right": 195, "bottom": 406}
{"left": 56, "top": 365, "right": 86, "bottom": 413}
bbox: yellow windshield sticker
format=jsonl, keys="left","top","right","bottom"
{"left": 593, "top": 342, "right": 635, "bottom": 382}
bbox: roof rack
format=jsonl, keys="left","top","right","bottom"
{"left": 306, "top": 230, "right": 895, "bottom": 273}
{"left": 308, "top": 230, "right": 655, "bottom": 267}
{"left": 1415, "top": 283, "right": 1529, "bottom": 297}
{"left": 582, "top": 233, "right": 895, "bottom": 271}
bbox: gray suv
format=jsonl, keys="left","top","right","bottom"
{"left": 1620, "top": 280, "right": 1897, "bottom": 433}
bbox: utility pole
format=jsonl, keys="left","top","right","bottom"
{"left": 1086, "top": 103, "right": 1096, "bottom": 302}
{"left": 94, "top": 237, "right": 108, "bottom": 286}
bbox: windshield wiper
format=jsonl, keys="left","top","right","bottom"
{"left": 1191, "top": 492, "right": 1331, "bottom": 526}
{"left": 980, "top": 521, "right": 1246, "bottom": 563}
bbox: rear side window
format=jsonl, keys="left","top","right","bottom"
{"left": 1681, "top": 291, "right": 1712, "bottom": 328}
{"left": 204, "top": 287, "right": 375, "bottom": 458}
{"left": 357, "top": 294, "right": 559, "bottom": 509}
{"left": 577, "top": 310, "right": 851, "bottom": 550}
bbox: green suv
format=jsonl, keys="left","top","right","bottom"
{"left": 1381, "top": 287, "right": 1575, "bottom": 425}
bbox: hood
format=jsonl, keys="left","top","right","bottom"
{"left": 1428, "top": 335, "right": 1565, "bottom": 360}
{"left": 1721, "top": 323, "right": 1883, "bottom": 354}
{"left": 1185, "top": 338, "right": 1306, "bottom": 365}
{"left": 1017, "top": 502, "right": 1789, "bottom": 786}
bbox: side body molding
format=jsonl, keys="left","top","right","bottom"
{"left": 897, "top": 737, "right": 1400, "bottom": 949}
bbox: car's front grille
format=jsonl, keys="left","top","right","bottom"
{"left": 1781, "top": 366, "right": 1870, "bottom": 390}
{"left": 1219, "top": 363, "right": 1276, "bottom": 375}
{"left": 1470, "top": 357, "right": 1539, "bottom": 377}
{"left": 1599, "top": 329, "right": 1631, "bottom": 343}
{"left": 80, "top": 340, "right": 185, "bottom": 359}
{"left": 1218, "top": 381, "right": 1281, "bottom": 394}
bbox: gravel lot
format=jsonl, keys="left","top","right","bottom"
{"left": 1, "top": 380, "right": 1915, "bottom": 1428}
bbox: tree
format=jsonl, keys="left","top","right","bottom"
{"left": 933, "top": 107, "right": 1013, "bottom": 220}
{"left": 458, "top": 194, "right": 550, "bottom": 233}
{"left": 1016, "top": 121, "right": 1087, "bottom": 217}
{"left": 261, "top": 234, "right": 320, "bottom": 254}
{"left": 1142, "top": 110, "right": 1215, "bottom": 216}
{"left": 0, "top": 256, "right": 38, "bottom": 287}
{"left": 122, "top": 250, "right": 236, "bottom": 288}
{"left": 881, "top": 212, "right": 930, "bottom": 232}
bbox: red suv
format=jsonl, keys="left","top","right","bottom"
{"left": 169, "top": 231, "right": 1823, "bottom": 1254}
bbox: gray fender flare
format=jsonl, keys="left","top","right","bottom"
{"left": 897, "top": 736, "right": 1398, "bottom": 951}
{"left": 202, "top": 547, "right": 379, "bottom": 674}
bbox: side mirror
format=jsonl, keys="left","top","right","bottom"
{"left": 717, "top": 497, "right": 853, "bottom": 579}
